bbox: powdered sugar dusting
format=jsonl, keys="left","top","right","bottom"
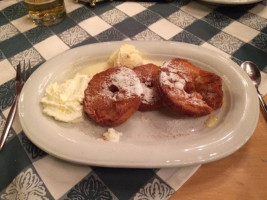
{"left": 141, "top": 83, "right": 160, "bottom": 104}
{"left": 160, "top": 60, "right": 207, "bottom": 106}
{"left": 187, "top": 95, "right": 206, "bottom": 106}
{"left": 162, "top": 60, "right": 191, "bottom": 82}
{"left": 160, "top": 69, "right": 186, "bottom": 91}
{"left": 101, "top": 67, "right": 143, "bottom": 99}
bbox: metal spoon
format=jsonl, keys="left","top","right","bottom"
{"left": 241, "top": 61, "right": 267, "bottom": 122}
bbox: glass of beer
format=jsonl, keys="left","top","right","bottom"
{"left": 24, "top": 0, "right": 66, "bottom": 26}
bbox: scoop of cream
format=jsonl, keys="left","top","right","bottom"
{"left": 41, "top": 73, "right": 90, "bottom": 122}
{"left": 98, "top": 128, "right": 123, "bottom": 142}
{"left": 107, "top": 44, "right": 144, "bottom": 68}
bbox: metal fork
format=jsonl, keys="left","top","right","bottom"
{"left": 0, "top": 61, "right": 31, "bottom": 151}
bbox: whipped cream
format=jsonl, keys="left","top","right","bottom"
{"left": 41, "top": 73, "right": 90, "bottom": 122}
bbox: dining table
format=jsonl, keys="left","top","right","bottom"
{"left": 0, "top": 0, "right": 267, "bottom": 199}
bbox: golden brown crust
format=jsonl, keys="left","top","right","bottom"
{"left": 133, "top": 63, "right": 163, "bottom": 111}
{"left": 158, "top": 58, "right": 223, "bottom": 116}
{"left": 83, "top": 67, "right": 142, "bottom": 126}
{"left": 195, "top": 70, "right": 223, "bottom": 110}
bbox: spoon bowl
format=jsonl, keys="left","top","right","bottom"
{"left": 241, "top": 61, "right": 261, "bottom": 87}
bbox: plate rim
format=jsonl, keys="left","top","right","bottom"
{"left": 18, "top": 41, "right": 259, "bottom": 168}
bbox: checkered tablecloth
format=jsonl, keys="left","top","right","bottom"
{"left": 0, "top": 0, "right": 267, "bottom": 199}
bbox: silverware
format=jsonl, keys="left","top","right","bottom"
{"left": 0, "top": 61, "right": 31, "bottom": 151}
{"left": 241, "top": 61, "right": 267, "bottom": 122}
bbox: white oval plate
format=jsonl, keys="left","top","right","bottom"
{"left": 18, "top": 41, "right": 259, "bottom": 168}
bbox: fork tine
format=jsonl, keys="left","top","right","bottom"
{"left": 16, "top": 63, "right": 22, "bottom": 82}
{"left": 27, "top": 60, "right": 32, "bottom": 79}
{"left": 22, "top": 60, "right": 26, "bottom": 81}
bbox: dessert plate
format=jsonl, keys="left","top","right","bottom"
{"left": 18, "top": 41, "right": 259, "bottom": 168}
